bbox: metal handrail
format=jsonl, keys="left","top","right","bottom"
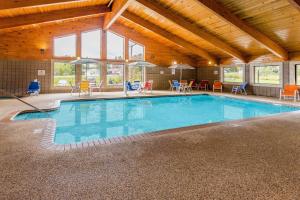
{"left": 0, "top": 89, "right": 49, "bottom": 116}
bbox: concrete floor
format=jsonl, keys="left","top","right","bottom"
{"left": 0, "top": 91, "right": 300, "bottom": 199}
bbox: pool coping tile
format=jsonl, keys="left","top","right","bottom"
{"left": 3, "top": 93, "right": 300, "bottom": 151}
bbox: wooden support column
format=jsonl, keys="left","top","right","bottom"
{"left": 124, "top": 37, "right": 129, "bottom": 82}
{"left": 75, "top": 32, "right": 81, "bottom": 84}
{"left": 101, "top": 30, "right": 108, "bottom": 88}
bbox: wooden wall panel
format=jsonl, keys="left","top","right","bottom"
{"left": 197, "top": 66, "right": 220, "bottom": 88}
{"left": 0, "top": 16, "right": 197, "bottom": 96}
{"left": 146, "top": 67, "right": 196, "bottom": 90}
{"left": 0, "top": 16, "right": 195, "bottom": 66}
{"left": 0, "top": 60, "right": 51, "bottom": 96}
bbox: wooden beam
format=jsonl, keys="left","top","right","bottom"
{"left": 0, "top": 0, "right": 81, "bottom": 10}
{"left": 196, "top": 0, "right": 289, "bottom": 60}
{"left": 288, "top": 0, "right": 300, "bottom": 12}
{"left": 103, "top": 0, "right": 133, "bottom": 30}
{"left": 136, "top": 0, "right": 247, "bottom": 63}
{"left": 0, "top": 5, "right": 110, "bottom": 31}
{"left": 122, "top": 11, "right": 217, "bottom": 63}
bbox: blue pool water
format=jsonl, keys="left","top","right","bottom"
{"left": 14, "top": 95, "right": 299, "bottom": 144}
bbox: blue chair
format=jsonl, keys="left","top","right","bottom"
{"left": 232, "top": 82, "right": 248, "bottom": 95}
{"left": 132, "top": 81, "right": 141, "bottom": 90}
{"left": 27, "top": 81, "right": 40, "bottom": 95}
{"left": 126, "top": 81, "right": 140, "bottom": 91}
{"left": 171, "top": 80, "right": 180, "bottom": 91}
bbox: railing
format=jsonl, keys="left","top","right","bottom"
{"left": 0, "top": 89, "right": 49, "bottom": 116}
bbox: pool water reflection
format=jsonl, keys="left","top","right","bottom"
{"left": 14, "top": 95, "right": 299, "bottom": 144}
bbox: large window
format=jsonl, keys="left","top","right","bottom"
{"left": 81, "top": 29, "right": 101, "bottom": 59}
{"left": 107, "top": 31, "right": 124, "bottom": 60}
{"left": 296, "top": 64, "right": 300, "bottom": 85}
{"left": 223, "top": 66, "right": 243, "bottom": 83}
{"left": 128, "top": 66, "right": 143, "bottom": 82}
{"left": 81, "top": 64, "right": 101, "bottom": 84}
{"left": 254, "top": 65, "right": 280, "bottom": 85}
{"left": 129, "top": 40, "right": 144, "bottom": 60}
{"left": 54, "top": 34, "right": 76, "bottom": 57}
{"left": 53, "top": 61, "right": 75, "bottom": 87}
{"left": 107, "top": 64, "right": 124, "bottom": 86}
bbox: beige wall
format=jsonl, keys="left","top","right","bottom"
{"left": 0, "top": 59, "right": 197, "bottom": 96}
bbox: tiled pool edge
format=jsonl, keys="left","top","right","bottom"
{"left": 7, "top": 93, "right": 300, "bottom": 121}
{"left": 4, "top": 93, "right": 300, "bottom": 151}
{"left": 26, "top": 109, "right": 300, "bottom": 151}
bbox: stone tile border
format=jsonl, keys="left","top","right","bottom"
{"left": 3, "top": 93, "right": 300, "bottom": 151}
{"left": 31, "top": 109, "right": 300, "bottom": 152}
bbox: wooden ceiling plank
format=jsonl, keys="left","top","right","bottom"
{"left": 288, "top": 0, "right": 300, "bottom": 12}
{"left": 136, "top": 0, "right": 247, "bottom": 63}
{"left": 122, "top": 11, "right": 217, "bottom": 63}
{"left": 103, "top": 0, "right": 134, "bottom": 30}
{"left": 0, "top": 0, "right": 81, "bottom": 10}
{"left": 0, "top": 5, "right": 110, "bottom": 30}
{"left": 196, "top": 0, "right": 289, "bottom": 60}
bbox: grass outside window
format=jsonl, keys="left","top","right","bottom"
{"left": 223, "top": 66, "right": 244, "bottom": 83}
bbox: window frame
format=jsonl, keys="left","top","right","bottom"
{"left": 128, "top": 40, "right": 145, "bottom": 61}
{"left": 51, "top": 59, "right": 76, "bottom": 89}
{"left": 53, "top": 34, "right": 77, "bottom": 58}
{"left": 295, "top": 64, "right": 300, "bottom": 85}
{"left": 106, "top": 30, "right": 125, "bottom": 60}
{"left": 128, "top": 65, "right": 144, "bottom": 83}
{"left": 81, "top": 63, "right": 102, "bottom": 84}
{"left": 81, "top": 29, "right": 101, "bottom": 59}
{"left": 106, "top": 63, "right": 125, "bottom": 87}
{"left": 221, "top": 64, "right": 245, "bottom": 84}
{"left": 250, "top": 62, "right": 283, "bottom": 87}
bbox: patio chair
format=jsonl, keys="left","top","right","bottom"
{"left": 168, "top": 80, "right": 173, "bottom": 91}
{"left": 180, "top": 80, "right": 187, "bottom": 84}
{"left": 133, "top": 81, "right": 142, "bottom": 90}
{"left": 171, "top": 80, "right": 181, "bottom": 92}
{"left": 79, "top": 80, "right": 90, "bottom": 96}
{"left": 141, "top": 80, "right": 153, "bottom": 93}
{"left": 27, "top": 80, "right": 40, "bottom": 96}
{"left": 126, "top": 81, "right": 141, "bottom": 92}
{"left": 280, "top": 84, "right": 299, "bottom": 102}
{"left": 184, "top": 80, "right": 194, "bottom": 93}
{"left": 213, "top": 81, "right": 223, "bottom": 93}
{"left": 70, "top": 82, "right": 79, "bottom": 95}
{"left": 232, "top": 82, "right": 248, "bottom": 95}
{"left": 90, "top": 80, "right": 103, "bottom": 95}
{"left": 198, "top": 80, "right": 209, "bottom": 91}
{"left": 190, "top": 79, "right": 198, "bottom": 89}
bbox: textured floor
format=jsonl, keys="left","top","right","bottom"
{"left": 1, "top": 92, "right": 300, "bottom": 199}
{"left": 1, "top": 114, "right": 300, "bottom": 199}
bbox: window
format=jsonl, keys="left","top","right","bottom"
{"left": 107, "top": 31, "right": 124, "bottom": 60}
{"left": 128, "top": 66, "right": 143, "bottom": 82}
{"left": 254, "top": 65, "right": 280, "bottom": 85}
{"left": 53, "top": 61, "right": 75, "bottom": 87}
{"left": 129, "top": 40, "right": 144, "bottom": 60}
{"left": 296, "top": 64, "right": 300, "bottom": 85}
{"left": 81, "top": 63, "right": 101, "bottom": 84}
{"left": 81, "top": 30, "right": 101, "bottom": 59}
{"left": 223, "top": 66, "right": 243, "bottom": 83}
{"left": 107, "top": 64, "right": 124, "bottom": 86}
{"left": 54, "top": 34, "right": 76, "bottom": 57}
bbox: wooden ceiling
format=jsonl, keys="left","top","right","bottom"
{"left": 0, "top": 0, "right": 300, "bottom": 64}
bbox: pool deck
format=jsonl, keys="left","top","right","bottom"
{"left": 1, "top": 91, "right": 300, "bottom": 199}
